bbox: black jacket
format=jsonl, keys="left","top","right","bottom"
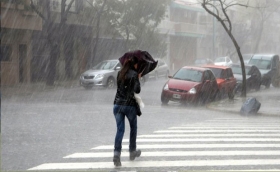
{"left": 113, "top": 68, "right": 141, "bottom": 106}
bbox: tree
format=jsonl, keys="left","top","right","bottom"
{"left": 199, "top": 0, "right": 250, "bottom": 97}
{"left": 109, "top": 0, "right": 170, "bottom": 54}
{"left": 29, "top": 0, "right": 75, "bottom": 85}
{"left": 216, "top": 17, "right": 251, "bottom": 61}
{"left": 249, "top": 0, "right": 280, "bottom": 54}
{"left": 84, "top": 0, "right": 108, "bottom": 68}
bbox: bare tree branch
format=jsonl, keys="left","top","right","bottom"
{"left": 30, "top": 0, "right": 46, "bottom": 21}
{"left": 65, "top": 0, "right": 75, "bottom": 14}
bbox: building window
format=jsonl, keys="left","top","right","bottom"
{"left": 0, "top": 45, "right": 12, "bottom": 62}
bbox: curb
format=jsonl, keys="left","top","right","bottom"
{"left": 206, "top": 99, "right": 279, "bottom": 117}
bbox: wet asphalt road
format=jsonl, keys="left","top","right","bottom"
{"left": 2, "top": 78, "right": 280, "bottom": 171}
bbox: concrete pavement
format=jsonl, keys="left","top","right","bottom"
{"left": 207, "top": 86, "right": 280, "bottom": 116}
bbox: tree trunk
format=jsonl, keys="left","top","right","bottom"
{"left": 64, "top": 39, "right": 73, "bottom": 79}
{"left": 201, "top": 1, "right": 247, "bottom": 97}
{"left": 44, "top": 1, "right": 58, "bottom": 86}
{"left": 91, "top": 0, "right": 107, "bottom": 67}
{"left": 220, "top": 21, "right": 247, "bottom": 97}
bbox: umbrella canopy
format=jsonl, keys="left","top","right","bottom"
{"left": 119, "top": 50, "right": 158, "bottom": 76}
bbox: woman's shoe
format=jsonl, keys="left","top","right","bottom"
{"left": 129, "top": 149, "right": 141, "bottom": 160}
{"left": 113, "top": 155, "right": 121, "bottom": 166}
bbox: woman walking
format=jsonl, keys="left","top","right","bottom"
{"left": 113, "top": 56, "right": 142, "bottom": 166}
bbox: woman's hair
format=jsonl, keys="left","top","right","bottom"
{"left": 118, "top": 56, "right": 138, "bottom": 83}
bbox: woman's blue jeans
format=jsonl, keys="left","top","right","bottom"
{"left": 113, "top": 104, "right": 137, "bottom": 156}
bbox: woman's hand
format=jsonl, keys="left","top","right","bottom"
{"left": 138, "top": 73, "right": 142, "bottom": 79}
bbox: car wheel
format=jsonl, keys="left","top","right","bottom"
{"left": 228, "top": 88, "right": 234, "bottom": 99}
{"left": 217, "top": 88, "right": 225, "bottom": 100}
{"left": 198, "top": 93, "right": 207, "bottom": 105}
{"left": 255, "top": 83, "right": 261, "bottom": 91}
{"left": 272, "top": 75, "right": 280, "bottom": 87}
{"left": 161, "top": 95, "right": 169, "bottom": 105}
{"left": 209, "top": 89, "right": 217, "bottom": 102}
{"left": 265, "top": 79, "right": 271, "bottom": 89}
{"left": 107, "top": 77, "right": 115, "bottom": 89}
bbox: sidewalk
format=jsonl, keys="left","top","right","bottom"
{"left": 207, "top": 87, "right": 280, "bottom": 116}
{"left": 1, "top": 80, "right": 79, "bottom": 98}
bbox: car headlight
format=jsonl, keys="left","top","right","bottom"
{"left": 163, "top": 83, "right": 169, "bottom": 90}
{"left": 189, "top": 87, "right": 197, "bottom": 94}
{"left": 95, "top": 74, "right": 104, "bottom": 79}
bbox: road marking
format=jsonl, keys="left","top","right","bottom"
{"left": 138, "top": 133, "right": 280, "bottom": 137}
{"left": 91, "top": 143, "right": 280, "bottom": 150}
{"left": 28, "top": 117, "right": 280, "bottom": 171}
{"left": 170, "top": 127, "right": 280, "bottom": 129}
{"left": 155, "top": 130, "right": 280, "bottom": 133}
{"left": 28, "top": 159, "right": 280, "bottom": 170}
{"left": 64, "top": 150, "right": 280, "bottom": 158}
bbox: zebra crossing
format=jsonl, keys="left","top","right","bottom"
{"left": 28, "top": 117, "right": 280, "bottom": 171}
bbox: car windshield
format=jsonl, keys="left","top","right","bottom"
{"left": 214, "top": 57, "right": 225, "bottom": 63}
{"left": 173, "top": 68, "right": 202, "bottom": 82}
{"left": 243, "top": 54, "right": 253, "bottom": 60}
{"left": 208, "top": 68, "right": 222, "bottom": 78}
{"left": 92, "top": 61, "right": 118, "bottom": 70}
{"left": 231, "top": 66, "right": 251, "bottom": 75}
{"left": 249, "top": 59, "right": 271, "bottom": 70}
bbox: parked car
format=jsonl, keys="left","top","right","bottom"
{"left": 214, "top": 56, "right": 233, "bottom": 66}
{"left": 161, "top": 66, "right": 219, "bottom": 105}
{"left": 230, "top": 63, "right": 262, "bottom": 93}
{"left": 202, "top": 65, "right": 236, "bottom": 99}
{"left": 248, "top": 54, "right": 280, "bottom": 88}
{"left": 237, "top": 54, "right": 253, "bottom": 64}
{"left": 147, "top": 58, "right": 169, "bottom": 80}
{"left": 80, "top": 59, "right": 146, "bottom": 89}
{"left": 194, "top": 58, "right": 214, "bottom": 66}
{"left": 79, "top": 59, "right": 121, "bottom": 89}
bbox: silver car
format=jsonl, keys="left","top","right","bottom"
{"left": 79, "top": 60, "right": 121, "bottom": 89}
{"left": 147, "top": 58, "right": 169, "bottom": 80}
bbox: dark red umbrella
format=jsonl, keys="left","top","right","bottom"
{"left": 119, "top": 50, "right": 158, "bottom": 76}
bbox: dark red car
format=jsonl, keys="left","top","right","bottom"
{"left": 202, "top": 65, "right": 236, "bottom": 99}
{"left": 161, "top": 66, "right": 219, "bottom": 105}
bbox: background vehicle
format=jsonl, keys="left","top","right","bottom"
{"left": 194, "top": 58, "right": 214, "bottom": 66}
{"left": 202, "top": 65, "right": 236, "bottom": 99}
{"left": 147, "top": 58, "right": 169, "bottom": 80}
{"left": 214, "top": 56, "right": 233, "bottom": 66}
{"left": 80, "top": 60, "right": 121, "bottom": 89}
{"left": 161, "top": 66, "right": 219, "bottom": 105}
{"left": 80, "top": 59, "right": 146, "bottom": 89}
{"left": 230, "top": 63, "right": 261, "bottom": 93}
{"left": 237, "top": 54, "right": 253, "bottom": 64}
{"left": 248, "top": 54, "right": 280, "bottom": 88}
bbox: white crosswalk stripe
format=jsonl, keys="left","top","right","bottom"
{"left": 28, "top": 117, "right": 280, "bottom": 171}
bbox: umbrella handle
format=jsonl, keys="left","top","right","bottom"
{"left": 141, "top": 66, "right": 146, "bottom": 73}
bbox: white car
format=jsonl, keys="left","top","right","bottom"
{"left": 147, "top": 58, "right": 169, "bottom": 80}
{"left": 214, "top": 56, "right": 233, "bottom": 66}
